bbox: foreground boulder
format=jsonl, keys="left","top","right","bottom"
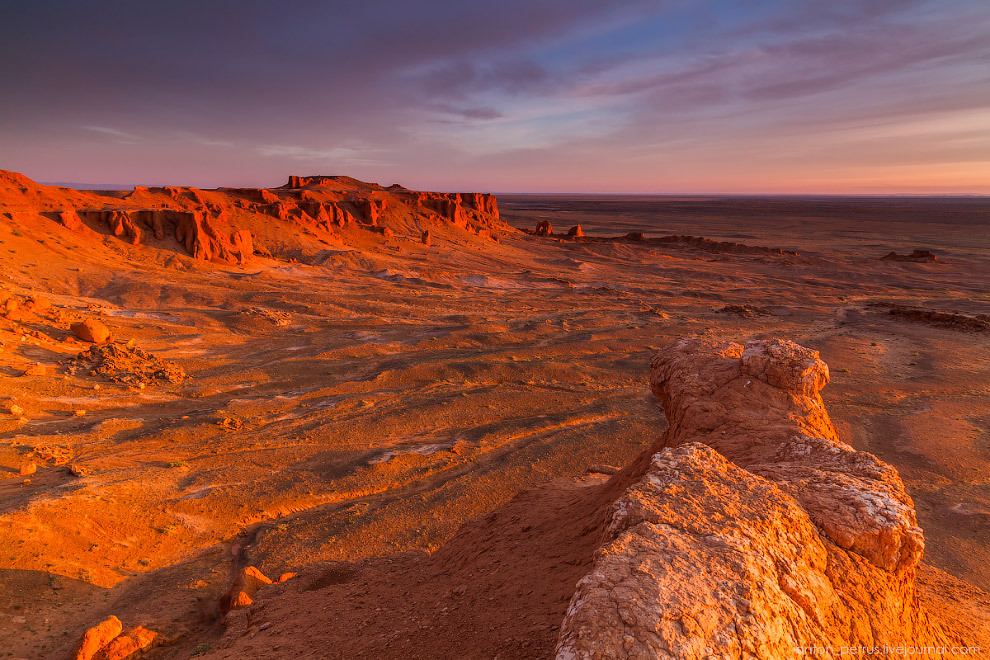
{"left": 72, "top": 616, "right": 156, "bottom": 660}
{"left": 71, "top": 319, "right": 112, "bottom": 343}
{"left": 93, "top": 626, "right": 157, "bottom": 660}
{"left": 556, "top": 337, "right": 954, "bottom": 659}
{"left": 72, "top": 616, "right": 122, "bottom": 660}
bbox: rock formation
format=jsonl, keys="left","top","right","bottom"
{"left": 556, "top": 337, "right": 956, "bottom": 659}
{"left": 220, "top": 565, "right": 293, "bottom": 616}
{"left": 0, "top": 170, "right": 506, "bottom": 267}
{"left": 881, "top": 249, "right": 937, "bottom": 262}
{"left": 524, "top": 225, "right": 800, "bottom": 257}
{"left": 72, "top": 616, "right": 157, "bottom": 660}
{"left": 71, "top": 319, "right": 112, "bottom": 343}
{"left": 72, "top": 616, "right": 122, "bottom": 660}
{"left": 71, "top": 209, "right": 253, "bottom": 264}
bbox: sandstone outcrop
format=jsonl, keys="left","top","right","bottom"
{"left": 876, "top": 304, "right": 990, "bottom": 334}
{"left": 220, "top": 565, "right": 283, "bottom": 615}
{"left": 555, "top": 337, "right": 954, "bottom": 659}
{"left": 1, "top": 170, "right": 506, "bottom": 267}
{"left": 399, "top": 190, "right": 501, "bottom": 230}
{"left": 881, "top": 249, "right": 937, "bottom": 262}
{"left": 73, "top": 616, "right": 122, "bottom": 660}
{"left": 525, "top": 226, "right": 800, "bottom": 257}
{"left": 72, "top": 617, "right": 156, "bottom": 660}
{"left": 92, "top": 626, "right": 157, "bottom": 660}
{"left": 72, "top": 208, "right": 254, "bottom": 264}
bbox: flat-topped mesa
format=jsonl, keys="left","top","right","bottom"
{"left": 557, "top": 337, "right": 946, "bottom": 660}
{"left": 280, "top": 174, "right": 500, "bottom": 229}
{"left": 283, "top": 175, "right": 357, "bottom": 189}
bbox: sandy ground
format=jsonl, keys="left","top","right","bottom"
{"left": 0, "top": 192, "right": 987, "bottom": 658}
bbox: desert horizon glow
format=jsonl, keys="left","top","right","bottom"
{"left": 1, "top": 0, "right": 988, "bottom": 194}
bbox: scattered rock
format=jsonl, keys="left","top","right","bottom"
{"left": 8, "top": 404, "right": 24, "bottom": 416}
{"left": 72, "top": 615, "right": 122, "bottom": 660}
{"left": 566, "top": 225, "right": 584, "bottom": 238}
{"left": 421, "top": 229, "right": 431, "bottom": 246}
{"left": 65, "top": 344, "right": 187, "bottom": 384}
{"left": 276, "top": 572, "right": 297, "bottom": 583}
{"left": 21, "top": 363, "right": 50, "bottom": 377}
{"left": 68, "top": 464, "right": 89, "bottom": 477}
{"left": 245, "top": 307, "right": 291, "bottom": 327}
{"left": 585, "top": 464, "right": 619, "bottom": 475}
{"left": 71, "top": 319, "right": 112, "bottom": 343}
{"left": 624, "top": 231, "right": 646, "bottom": 241}
{"left": 18, "top": 462, "right": 36, "bottom": 476}
{"left": 535, "top": 220, "right": 553, "bottom": 236}
{"left": 34, "top": 444, "right": 72, "bottom": 465}
{"left": 27, "top": 295, "right": 51, "bottom": 312}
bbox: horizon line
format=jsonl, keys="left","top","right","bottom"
{"left": 37, "top": 181, "right": 990, "bottom": 199}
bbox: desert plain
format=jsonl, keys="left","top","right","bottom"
{"left": 0, "top": 171, "right": 988, "bottom": 658}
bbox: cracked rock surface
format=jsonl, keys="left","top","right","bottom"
{"left": 556, "top": 337, "right": 969, "bottom": 660}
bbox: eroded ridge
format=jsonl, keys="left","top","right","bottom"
{"left": 556, "top": 337, "right": 952, "bottom": 659}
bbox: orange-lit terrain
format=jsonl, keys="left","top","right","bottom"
{"left": 0, "top": 170, "right": 988, "bottom": 658}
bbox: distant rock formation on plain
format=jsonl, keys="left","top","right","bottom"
{"left": 0, "top": 170, "right": 504, "bottom": 266}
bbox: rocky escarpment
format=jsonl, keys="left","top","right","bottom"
{"left": 0, "top": 170, "right": 506, "bottom": 266}
{"left": 556, "top": 338, "right": 964, "bottom": 659}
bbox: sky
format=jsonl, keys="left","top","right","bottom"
{"left": 1, "top": 0, "right": 988, "bottom": 193}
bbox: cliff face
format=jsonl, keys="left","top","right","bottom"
{"left": 556, "top": 338, "right": 954, "bottom": 659}
{"left": 0, "top": 170, "right": 504, "bottom": 265}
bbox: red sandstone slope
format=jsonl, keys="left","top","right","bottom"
{"left": 0, "top": 170, "right": 505, "bottom": 266}
{"left": 197, "top": 337, "right": 988, "bottom": 660}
